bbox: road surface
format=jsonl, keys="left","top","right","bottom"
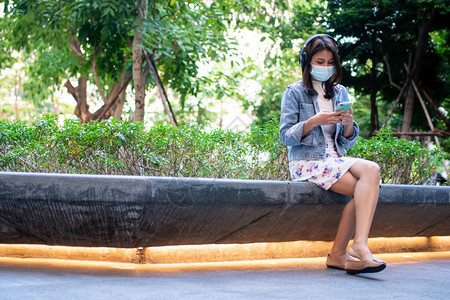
{"left": 1, "top": 252, "right": 449, "bottom": 299}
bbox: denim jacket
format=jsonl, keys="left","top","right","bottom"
{"left": 279, "top": 80, "right": 359, "bottom": 161}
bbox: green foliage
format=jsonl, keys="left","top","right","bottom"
{"left": 0, "top": 16, "right": 16, "bottom": 69}
{"left": 326, "top": 0, "right": 450, "bottom": 136}
{"left": 240, "top": 0, "right": 326, "bottom": 126}
{"left": 71, "top": 0, "right": 135, "bottom": 81}
{"left": 1, "top": 117, "right": 444, "bottom": 185}
{"left": 347, "top": 128, "right": 444, "bottom": 184}
{"left": 140, "top": 0, "right": 289, "bottom": 113}
{"left": 2, "top": 0, "right": 295, "bottom": 123}
{"left": 141, "top": 1, "right": 232, "bottom": 106}
{"left": 249, "top": 66, "right": 296, "bottom": 126}
{"left": 0, "top": 116, "right": 290, "bottom": 180}
{"left": 2, "top": 0, "right": 135, "bottom": 117}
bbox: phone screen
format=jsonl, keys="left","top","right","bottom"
{"left": 336, "top": 102, "right": 352, "bottom": 113}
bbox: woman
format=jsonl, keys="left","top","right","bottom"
{"left": 279, "top": 34, "right": 386, "bottom": 274}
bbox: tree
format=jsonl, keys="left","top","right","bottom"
{"left": 2, "top": 0, "right": 285, "bottom": 124}
{"left": 138, "top": 0, "right": 272, "bottom": 125}
{"left": 327, "top": 0, "right": 449, "bottom": 139}
{"left": 2, "top": 0, "right": 135, "bottom": 122}
{"left": 131, "top": 0, "right": 148, "bottom": 122}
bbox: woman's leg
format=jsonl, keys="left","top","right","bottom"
{"left": 328, "top": 172, "right": 357, "bottom": 264}
{"left": 330, "top": 159, "right": 381, "bottom": 261}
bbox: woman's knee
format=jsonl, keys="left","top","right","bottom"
{"left": 364, "top": 160, "right": 380, "bottom": 182}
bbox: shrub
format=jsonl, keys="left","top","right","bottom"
{"left": 347, "top": 128, "right": 444, "bottom": 184}
{"left": 0, "top": 116, "right": 443, "bottom": 184}
{"left": 0, "top": 116, "right": 290, "bottom": 180}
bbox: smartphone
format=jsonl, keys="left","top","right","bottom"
{"left": 336, "top": 102, "right": 352, "bottom": 113}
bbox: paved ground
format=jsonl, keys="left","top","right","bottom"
{"left": 1, "top": 252, "right": 450, "bottom": 300}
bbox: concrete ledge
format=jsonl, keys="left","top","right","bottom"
{"left": 0, "top": 172, "right": 449, "bottom": 248}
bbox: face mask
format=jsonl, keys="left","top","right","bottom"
{"left": 310, "top": 65, "right": 335, "bottom": 82}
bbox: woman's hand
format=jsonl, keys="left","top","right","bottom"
{"left": 338, "top": 107, "right": 354, "bottom": 126}
{"left": 311, "top": 109, "right": 353, "bottom": 126}
{"left": 340, "top": 108, "right": 354, "bottom": 137}
{"left": 302, "top": 108, "right": 354, "bottom": 137}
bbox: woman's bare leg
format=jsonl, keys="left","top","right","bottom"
{"left": 330, "top": 159, "right": 380, "bottom": 261}
{"left": 328, "top": 172, "right": 357, "bottom": 264}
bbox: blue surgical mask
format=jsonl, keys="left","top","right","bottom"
{"left": 310, "top": 65, "right": 335, "bottom": 82}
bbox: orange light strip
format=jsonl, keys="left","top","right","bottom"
{"left": 1, "top": 251, "right": 450, "bottom": 275}
{"left": 1, "top": 236, "right": 450, "bottom": 265}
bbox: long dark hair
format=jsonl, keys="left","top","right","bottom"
{"left": 301, "top": 35, "right": 342, "bottom": 99}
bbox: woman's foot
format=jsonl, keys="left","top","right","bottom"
{"left": 326, "top": 252, "right": 355, "bottom": 270}
{"left": 348, "top": 246, "right": 386, "bottom": 264}
{"left": 345, "top": 258, "right": 386, "bottom": 274}
{"left": 345, "top": 246, "right": 386, "bottom": 274}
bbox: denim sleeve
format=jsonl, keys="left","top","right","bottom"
{"left": 337, "top": 121, "right": 359, "bottom": 149}
{"left": 279, "top": 87, "right": 311, "bottom": 146}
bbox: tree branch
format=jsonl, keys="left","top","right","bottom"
{"left": 383, "top": 56, "right": 401, "bottom": 91}
{"left": 92, "top": 49, "right": 108, "bottom": 104}
{"left": 143, "top": 49, "right": 178, "bottom": 126}
{"left": 421, "top": 87, "right": 450, "bottom": 131}
{"left": 64, "top": 80, "right": 76, "bottom": 99}
{"left": 381, "top": 60, "right": 419, "bottom": 128}
{"left": 69, "top": 35, "right": 84, "bottom": 59}
{"left": 96, "top": 72, "right": 133, "bottom": 121}
{"left": 390, "top": 131, "right": 450, "bottom": 137}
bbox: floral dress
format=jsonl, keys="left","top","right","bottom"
{"left": 289, "top": 81, "right": 357, "bottom": 190}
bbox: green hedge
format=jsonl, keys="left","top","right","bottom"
{"left": 0, "top": 115, "right": 444, "bottom": 184}
{"left": 0, "top": 115, "right": 289, "bottom": 180}
{"left": 347, "top": 128, "right": 444, "bottom": 185}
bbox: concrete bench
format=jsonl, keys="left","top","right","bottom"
{"left": 0, "top": 172, "right": 449, "bottom": 248}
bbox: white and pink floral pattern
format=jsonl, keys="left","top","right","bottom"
{"left": 289, "top": 155, "right": 357, "bottom": 190}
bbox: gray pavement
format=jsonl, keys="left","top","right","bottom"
{"left": 1, "top": 254, "right": 450, "bottom": 300}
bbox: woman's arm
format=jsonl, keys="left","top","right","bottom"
{"left": 279, "top": 87, "right": 307, "bottom": 146}
{"left": 280, "top": 85, "right": 356, "bottom": 146}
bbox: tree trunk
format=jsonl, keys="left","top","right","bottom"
{"left": 113, "top": 89, "right": 126, "bottom": 120}
{"left": 401, "top": 8, "right": 437, "bottom": 139}
{"left": 14, "top": 70, "right": 21, "bottom": 119}
{"left": 131, "top": 0, "right": 148, "bottom": 122}
{"left": 113, "top": 71, "right": 128, "bottom": 120}
{"left": 65, "top": 77, "right": 91, "bottom": 123}
{"left": 51, "top": 82, "right": 59, "bottom": 115}
{"left": 66, "top": 36, "right": 91, "bottom": 123}
{"left": 369, "top": 59, "right": 379, "bottom": 136}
